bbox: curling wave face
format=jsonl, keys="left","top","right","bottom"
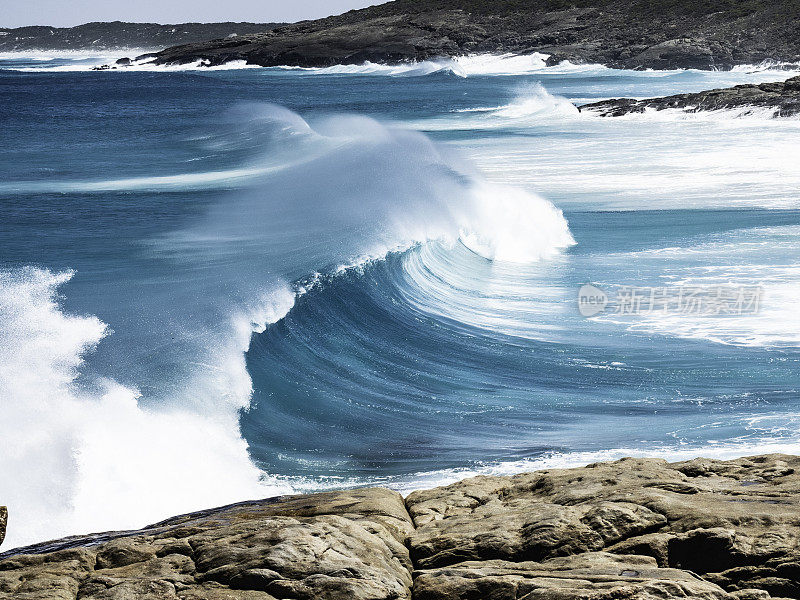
{"left": 241, "top": 209, "right": 800, "bottom": 487}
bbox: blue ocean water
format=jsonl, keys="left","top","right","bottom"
{"left": 2, "top": 51, "right": 800, "bottom": 549}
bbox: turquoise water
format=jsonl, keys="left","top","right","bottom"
{"left": 2, "top": 51, "right": 799, "bottom": 549}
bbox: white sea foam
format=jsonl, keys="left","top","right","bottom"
{"left": 0, "top": 51, "right": 595, "bottom": 76}
{"left": 412, "top": 83, "right": 579, "bottom": 131}
{"left": 462, "top": 96, "right": 800, "bottom": 211}
{"left": 239, "top": 437, "right": 800, "bottom": 498}
{"left": 458, "top": 180, "right": 575, "bottom": 263}
{"left": 595, "top": 225, "right": 800, "bottom": 348}
{"left": 0, "top": 267, "right": 298, "bottom": 550}
{"left": 6, "top": 49, "right": 800, "bottom": 79}
{"left": 271, "top": 52, "right": 561, "bottom": 77}
{"left": 387, "top": 438, "right": 800, "bottom": 494}
{"left": 730, "top": 59, "right": 800, "bottom": 73}
{"left": 289, "top": 55, "right": 800, "bottom": 80}
{"left": 6, "top": 58, "right": 262, "bottom": 73}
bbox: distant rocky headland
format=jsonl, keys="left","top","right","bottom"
{"left": 580, "top": 75, "right": 800, "bottom": 117}
{"left": 136, "top": 0, "right": 800, "bottom": 71}
{"left": 2, "top": 454, "right": 800, "bottom": 599}
{"left": 0, "top": 22, "right": 283, "bottom": 52}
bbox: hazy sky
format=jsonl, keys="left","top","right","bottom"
{"left": 2, "top": 1, "right": 381, "bottom": 28}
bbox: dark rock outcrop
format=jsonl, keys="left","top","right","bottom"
{"left": 0, "top": 507, "right": 6, "bottom": 548}
{"left": 580, "top": 75, "right": 800, "bottom": 117}
{"left": 2, "top": 454, "right": 800, "bottom": 599}
{"left": 139, "top": 0, "right": 800, "bottom": 70}
{"left": 0, "top": 22, "right": 283, "bottom": 52}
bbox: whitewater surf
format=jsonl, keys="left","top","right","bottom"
{"left": 2, "top": 52, "right": 800, "bottom": 551}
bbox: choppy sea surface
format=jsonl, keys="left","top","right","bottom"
{"left": 2, "top": 51, "right": 800, "bottom": 550}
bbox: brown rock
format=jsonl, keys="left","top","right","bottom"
{"left": 0, "top": 488, "right": 412, "bottom": 600}
{"left": 406, "top": 454, "right": 800, "bottom": 597}
{"left": 413, "top": 552, "right": 732, "bottom": 600}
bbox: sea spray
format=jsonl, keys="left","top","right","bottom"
{"left": 0, "top": 268, "right": 280, "bottom": 549}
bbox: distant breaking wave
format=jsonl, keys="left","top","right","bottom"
{"left": 5, "top": 50, "right": 800, "bottom": 79}
{"left": 1, "top": 51, "right": 579, "bottom": 75}
{"left": 282, "top": 53, "right": 597, "bottom": 77}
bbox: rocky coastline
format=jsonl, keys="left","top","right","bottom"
{"left": 579, "top": 75, "right": 800, "bottom": 118}
{"left": 0, "top": 22, "right": 283, "bottom": 53}
{"left": 2, "top": 453, "right": 800, "bottom": 599}
{"left": 134, "top": 0, "right": 800, "bottom": 71}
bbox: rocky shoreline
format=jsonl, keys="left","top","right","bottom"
{"left": 2, "top": 453, "right": 800, "bottom": 599}
{"left": 133, "top": 0, "right": 800, "bottom": 71}
{"left": 580, "top": 75, "right": 800, "bottom": 118}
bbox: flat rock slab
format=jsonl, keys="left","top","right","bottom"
{"left": 413, "top": 552, "right": 734, "bottom": 600}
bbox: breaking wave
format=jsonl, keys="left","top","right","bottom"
{"left": 0, "top": 104, "right": 573, "bottom": 550}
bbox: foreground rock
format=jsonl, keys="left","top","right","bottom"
{"left": 580, "top": 75, "right": 800, "bottom": 117}
{"left": 139, "top": 0, "right": 800, "bottom": 70}
{"left": 2, "top": 454, "right": 800, "bottom": 599}
{"left": 0, "top": 489, "right": 413, "bottom": 600}
{"left": 412, "top": 553, "right": 735, "bottom": 600}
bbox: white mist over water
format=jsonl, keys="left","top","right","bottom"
{"left": 0, "top": 105, "right": 573, "bottom": 550}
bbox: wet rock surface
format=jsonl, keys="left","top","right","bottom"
{"left": 139, "top": 0, "right": 800, "bottom": 70}
{"left": 579, "top": 75, "right": 800, "bottom": 117}
{"left": 2, "top": 455, "right": 800, "bottom": 599}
